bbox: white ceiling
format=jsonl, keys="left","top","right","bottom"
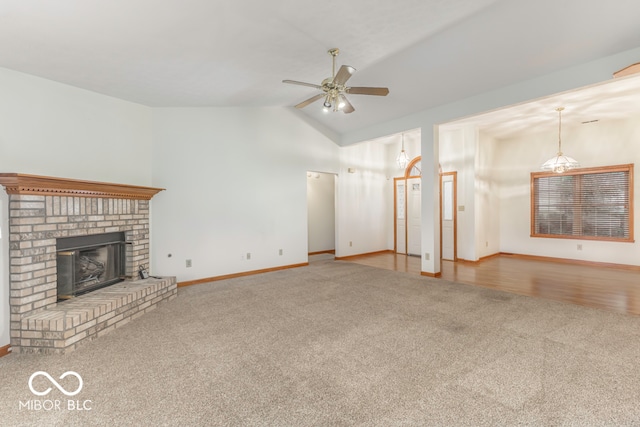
{"left": 441, "top": 72, "right": 640, "bottom": 140}
{"left": 1, "top": 0, "right": 640, "bottom": 137}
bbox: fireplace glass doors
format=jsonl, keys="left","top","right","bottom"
{"left": 56, "top": 232, "right": 126, "bottom": 300}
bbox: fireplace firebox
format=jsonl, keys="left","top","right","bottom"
{"left": 56, "top": 232, "right": 126, "bottom": 300}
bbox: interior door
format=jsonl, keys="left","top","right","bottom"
{"left": 406, "top": 178, "right": 421, "bottom": 256}
{"left": 395, "top": 178, "right": 406, "bottom": 254}
{"left": 441, "top": 172, "right": 457, "bottom": 261}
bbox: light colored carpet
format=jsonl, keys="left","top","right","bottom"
{"left": 2, "top": 257, "right": 640, "bottom": 426}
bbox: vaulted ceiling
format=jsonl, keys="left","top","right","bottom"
{"left": 1, "top": 0, "right": 640, "bottom": 138}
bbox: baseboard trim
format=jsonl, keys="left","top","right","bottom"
{"left": 457, "top": 253, "right": 501, "bottom": 264}
{"left": 0, "top": 344, "right": 12, "bottom": 358}
{"left": 335, "top": 250, "right": 394, "bottom": 261}
{"left": 421, "top": 271, "right": 442, "bottom": 278}
{"left": 456, "top": 252, "right": 640, "bottom": 270}
{"left": 498, "top": 252, "right": 640, "bottom": 271}
{"left": 177, "top": 262, "right": 309, "bottom": 288}
{"left": 309, "top": 250, "right": 335, "bottom": 255}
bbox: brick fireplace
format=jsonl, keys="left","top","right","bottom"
{"left": 0, "top": 174, "right": 177, "bottom": 354}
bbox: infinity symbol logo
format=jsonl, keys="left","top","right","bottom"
{"left": 28, "top": 371, "right": 83, "bottom": 397}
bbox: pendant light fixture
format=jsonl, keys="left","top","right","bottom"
{"left": 396, "top": 133, "right": 409, "bottom": 169}
{"left": 541, "top": 107, "right": 580, "bottom": 173}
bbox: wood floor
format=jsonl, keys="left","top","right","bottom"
{"left": 341, "top": 252, "right": 640, "bottom": 317}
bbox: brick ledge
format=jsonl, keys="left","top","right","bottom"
{"left": 18, "top": 277, "right": 177, "bottom": 354}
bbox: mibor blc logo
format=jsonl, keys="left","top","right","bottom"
{"left": 20, "top": 371, "right": 92, "bottom": 411}
{"left": 29, "top": 371, "right": 83, "bottom": 396}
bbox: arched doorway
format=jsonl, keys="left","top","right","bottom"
{"left": 394, "top": 156, "right": 421, "bottom": 255}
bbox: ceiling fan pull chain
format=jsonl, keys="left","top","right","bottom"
{"left": 332, "top": 52, "right": 336, "bottom": 79}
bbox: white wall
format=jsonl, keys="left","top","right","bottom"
{"left": 150, "top": 107, "right": 339, "bottom": 281}
{"left": 495, "top": 114, "right": 640, "bottom": 265}
{"left": 333, "top": 130, "right": 422, "bottom": 258}
{"left": 439, "top": 126, "right": 502, "bottom": 262}
{"left": 476, "top": 132, "right": 501, "bottom": 259}
{"left": 0, "top": 68, "right": 153, "bottom": 184}
{"left": 149, "top": 110, "right": 418, "bottom": 279}
{"left": 336, "top": 140, "right": 391, "bottom": 257}
{"left": 307, "top": 172, "right": 335, "bottom": 253}
{"left": 0, "top": 67, "right": 153, "bottom": 348}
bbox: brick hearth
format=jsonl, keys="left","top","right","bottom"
{"left": 0, "top": 174, "right": 176, "bottom": 354}
{"left": 19, "top": 277, "right": 175, "bottom": 354}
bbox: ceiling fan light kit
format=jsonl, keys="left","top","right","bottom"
{"left": 283, "top": 48, "right": 389, "bottom": 114}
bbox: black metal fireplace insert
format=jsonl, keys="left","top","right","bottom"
{"left": 56, "top": 232, "right": 126, "bottom": 300}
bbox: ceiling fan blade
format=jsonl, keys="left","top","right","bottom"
{"left": 294, "top": 93, "right": 325, "bottom": 109}
{"left": 282, "top": 80, "right": 323, "bottom": 90}
{"left": 333, "top": 65, "right": 356, "bottom": 86}
{"left": 340, "top": 95, "right": 355, "bottom": 114}
{"left": 347, "top": 86, "right": 389, "bottom": 96}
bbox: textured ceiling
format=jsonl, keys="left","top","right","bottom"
{"left": 1, "top": 0, "right": 640, "bottom": 137}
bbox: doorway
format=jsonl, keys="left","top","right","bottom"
{"left": 394, "top": 157, "right": 421, "bottom": 256}
{"left": 307, "top": 171, "right": 336, "bottom": 256}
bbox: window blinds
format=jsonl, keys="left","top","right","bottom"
{"left": 532, "top": 166, "right": 632, "bottom": 241}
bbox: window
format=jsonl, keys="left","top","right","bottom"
{"left": 531, "top": 164, "right": 634, "bottom": 242}
{"left": 405, "top": 156, "right": 421, "bottom": 178}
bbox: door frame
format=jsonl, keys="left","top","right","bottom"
{"left": 394, "top": 156, "right": 421, "bottom": 254}
{"left": 306, "top": 171, "right": 337, "bottom": 256}
{"left": 439, "top": 171, "right": 458, "bottom": 261}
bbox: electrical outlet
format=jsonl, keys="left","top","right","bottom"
{"left": 279, "top": 249, "right": 283, "bottom": 256}
{"left": 425, "top": 253, "right": 430, "bottom": 261}
{"left": 246, "top": 252, "right": 251, "bottom": 260}
{"left": 349, "top": 241, "right": 352, "bottom": 247}
{"left": 186, "top": 259, "right": 192, "bottom": 268}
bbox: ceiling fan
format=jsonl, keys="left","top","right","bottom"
{"left": 282, "top": 48, "right": 389, "bottom": 114}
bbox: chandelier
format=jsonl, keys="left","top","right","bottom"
{"left": 541, "top": 107, "right": 579, "bottom": 173}
{"left": 396, "top": 133, "right": 409, "bottom": 169}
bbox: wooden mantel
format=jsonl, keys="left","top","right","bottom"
{"left": 0, "top": 173, "right": 164, "bottom": 200}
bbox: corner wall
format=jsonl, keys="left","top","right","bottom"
{"left": 150, "top": 107, "right": 340, "bottom": 281}
{"left": 336, "top": 140, "right": 392, "bottom": 257}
